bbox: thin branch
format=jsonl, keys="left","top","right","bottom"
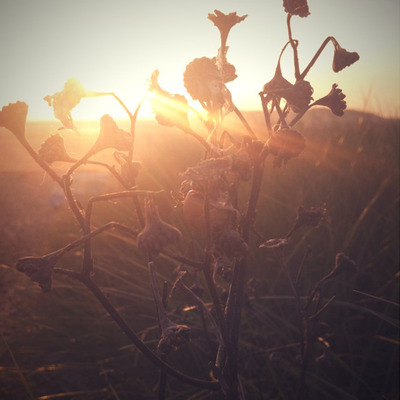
{"left": 232, "top": 105, "right": 256, "bottom": 139}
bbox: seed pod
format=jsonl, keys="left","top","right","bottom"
{"left": 136, "top": 198, "right": 182, "bottom": 256}
{"left": 15, "top": 252, "right": 62, "bottom": 292}
{"left": 267, "top": 128, "right": 305, "bottom": 167}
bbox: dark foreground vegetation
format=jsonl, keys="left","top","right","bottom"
{"left": 0, "top": 109, "right": 398, "bottom": 400}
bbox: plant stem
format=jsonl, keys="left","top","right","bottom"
{"left": 18, "top": 137, "right": 63, "bottom": 186}
{"left": 299, "top": 36, "right": 333, "bottom": 80}
{"left": 233, "top": 105, "right": 256, "bottom": 139}
{"left": 287, "top": 15, "right": 300, "bottom": 80}
{"left": 54, "top": 268, "right": 220, "bottom": 391}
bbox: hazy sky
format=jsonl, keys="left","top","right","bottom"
{"left": 0, "top": 0, "right": 399, "bottom": 121}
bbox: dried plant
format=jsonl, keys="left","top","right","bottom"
{"left": 1, "top": 2, "right": 362, "bottom": 399}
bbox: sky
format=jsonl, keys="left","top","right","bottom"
{"left": 0, "top": 0, "right": 399, "bottom": 121}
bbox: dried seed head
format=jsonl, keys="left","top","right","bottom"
{"left": 183, "top": 57, "right": 226, "bottom": 111}
{"left": 332, "top": 44, "right": 360, "bottom": 73}
{"left": 267, "top": 128, "right": 305, "bottom": 167}
{"left": 0, "top": 101, "right": 28, "bottom": 140}
{"left": 44, "top": 78, "right": 86, "bottom": 130}
{"left": 137, "top": 198, "right": 182, "bottom": 256}
{"left": 208, "top": 10, "right": 247, "bottom": 48}
{"left": 277, "top": 80, "right": 314, "bottom": 113}
{"left": 38, "top": 134, "right": 76, "bottom": 164}
{"left": 314, "top": 84, "right": 347, "bottom": 116}
{"left": 182, "top": 190, "right": 238, "bottom": 232}
{"left": 263, "top": 65, "right": 293, "bottom": 95}
{"left": 182, "top": 157, "right": 232, "bottom": 182}
{"left": 230, "top": 153, "right": 252, "bottom": 181}
{"left": 94, "top": 115, "right": 131, "bottom": 152}
{"left": 149, "top": 70, "right": 190, "bottom": 129}
{"left": 15, "top": 253, "right": 61, "bottom": 292}
{"left": 158, "top": 321, "right": 191, "bottom": 355}
{"left": 283, "top": 0, "right": 310, "bottom": 17}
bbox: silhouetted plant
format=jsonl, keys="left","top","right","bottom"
{"left": 1, "top": 2, "right": 362, "bottom": 399}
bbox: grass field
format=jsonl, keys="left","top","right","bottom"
{"left": 0, "top": 109, "right": 399, "bottom": 399}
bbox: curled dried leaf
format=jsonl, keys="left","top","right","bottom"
{"left": 44, "top": 78, "right": 86, "bottom": 130}
{"left": 0, "top": 101, "right": 28, "bottom": 140}
{"left": 149, "top": 70, "right": 190, "bottom": 130}
{"left": 39, "top": 134, "right": 76, "bottom": 164}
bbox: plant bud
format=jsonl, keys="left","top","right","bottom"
{"left": 267, "top": 128, "right": 305, "bottom": 167}
{"left": 136, "top": 198, "right": 182, "bottom": 256}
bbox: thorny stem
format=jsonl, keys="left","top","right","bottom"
{"left": 287, "top": 15, "right": 300, "bottom": 80}
{"left": 54, "top": 268, "right": 219, "bottom": 391}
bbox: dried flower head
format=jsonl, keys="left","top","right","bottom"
{"left": 332, "top": 44, "right": 360, "bottom": 73}
{"left": 267, "top": 128, "right": 305, "bottom": 167}
{"left": 230, "top": 152, "right": 252, "bottom": 181}
{"left": 44, "top": 78, "right": 86, "bottom": 130}
{"left": 183, "top": 57, "right": 227, "bottom": 112}
{"left": 314, "top": 84, "right": 347, "bottom": 116}
{"left": 283, "top": 0, "right": 310, "bottom": 17}
{"left": 182, "top": 157, "right": 232, "bottom": 182}
{"left": 38, "top": 134, "right": 76, "bottom": 164}
{"left": 149, "top": 70, "right": 190, "bottom": 130}
{"left": 262, "top": 64, "right": 293, "bottom": 97}
{"left": 0, "top": 101, "right": 28, "bottom": 140}
{"left": 15, "top": 252, "right": 61, "bottom": 292}
{"left": 158, "top": 320, "right": 191, "bottom": 355}
{"left": 275, "top": 79, "right": 314, "bottom": 113}
{"left": 114, "top": 151, "right": 141, "bottom": 187}
{"left": 93, "top": 115, "right": 131, "bottom": 152}
{"left": 136, "top": 198, "right": 182, "bottom": 256}
{"left": 208, "top": 10, "right": 247, "bottom": 49}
